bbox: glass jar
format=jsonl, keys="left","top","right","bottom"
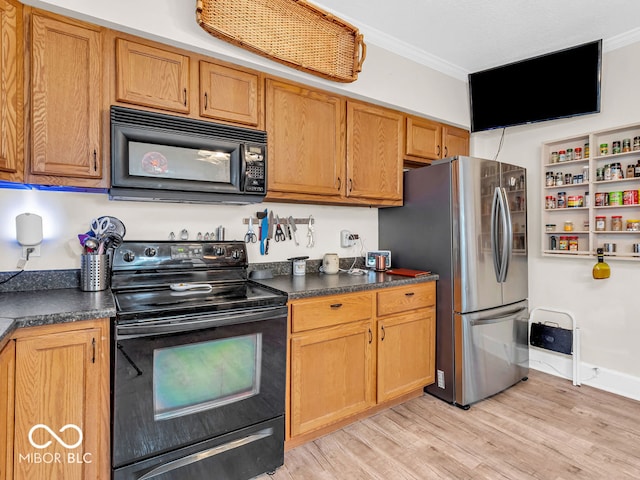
{"left": 612, "top": 140, "right": 621, "bottom": 154}
{"left": 545, "top": 196, "right": 556, "bottom": 209}
{"left": 623, "top": 138, "right": 631, "bottom": 152}
{"left": 545, "top": 223, "right": 556, "bottom": 232}
{"left": 550, "top": 151, "right": 559, "bottom": 163}
{"left": 574, "top": 147, "right": 583, "bottom": 160}
{"left": 611, "top": 215, "right": 623, "bottom": 231}
{"left": 558, "top": 150, "right": 567, "bottom": 162}
{"left": 595, "top": 216, "right": 606, "bottom": 231}
{"left": 546, "top": 171, "right": 555, "bottom": 187}
{"left": 559, "top": 236, "right": 569, "bottom": 250}
{"left": 569, "top": 236, "right": 579, "bottom": 251}
{"left": 600, "top": 143, "right": 609, "bottom": 156}
{"left": 626, "top": 219, "right": 640, "bottom": 231}
{"left": 566, "top": 148, "right": 574, "bottom": 161}
{"left": 585, "top": 143, "right": 590, "bottom": 158}
{"left": 557, "top": 191, "right": 567, "bottom": 208}
{"left": 564, "top": 221, "right": 574, "bottom": 232}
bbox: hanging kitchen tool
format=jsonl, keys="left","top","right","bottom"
{"left": 306, "top": 216, "right": 315, "bottom": 248}
{"left": 265, "top": 211, "right": 274, "bottom": 254}
{"left": 258, "top": 209, "right": 268, "bottom": 255}
{"left": 288, "top": 216, "right": 299, "bottom": 246}
{"left": 274, "top": 216, "right": 286, "bottom": 242}
{"left": 244, "top": 217, "right": 257, "bottom": 243}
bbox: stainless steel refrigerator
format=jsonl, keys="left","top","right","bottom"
{"left": 378, "top": 156, "right": 529, "bottom": 408}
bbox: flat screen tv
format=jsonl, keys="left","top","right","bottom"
{"left": 469, "top": 39, "right": 602, "bottom": 132}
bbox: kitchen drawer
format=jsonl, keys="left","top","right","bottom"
{"left": 376, "top": 282, "right": 435, "bottom": 317}
{"left": 290, "top": 292, "right": 373, "bottom": 333}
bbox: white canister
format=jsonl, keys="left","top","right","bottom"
{"left": 292, "top": 259, "right": 306, "bottom": 276}
{"left": 322, "top": 253, "right": 339, "bottom": 274}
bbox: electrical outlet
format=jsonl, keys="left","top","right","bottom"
{"left": 22, "top": 245, "right": 41, "bottom": 259}
{"left": 340, "top": 230, "right": 355, "bottom": 247}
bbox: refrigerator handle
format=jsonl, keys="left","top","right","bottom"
{"left": 469, "top": 305, "right": 529, "bottom": 326}
{"left": 499, "top": 187, "right": 513, "bottom": 282}
{"left": 490, "top": 187, "right": 501, "bottom": 282}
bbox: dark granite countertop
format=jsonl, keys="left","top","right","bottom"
{"left": 0, "top": 288, "right": 116, "bottom": 345}
{"left": 0, "top": 267, "right": 438, "bottom": 346}
{"left": 253, "top": 270, "right": 438, "bottom": 300}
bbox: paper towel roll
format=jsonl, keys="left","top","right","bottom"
{"left": 16, "top": 213, "right": 43, "bottom": 246}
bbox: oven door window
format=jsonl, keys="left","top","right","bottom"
{"left": 129, "top": 142, "right": 231, "bottom": 183}
{"left": 154, "top": 333, "right": 261, "bottom": 420}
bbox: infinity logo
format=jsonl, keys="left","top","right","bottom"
{"left": 28, "top": 424, "right": 83, "bottom": 449}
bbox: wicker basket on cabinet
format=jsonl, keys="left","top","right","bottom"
{"left": 196, "top": 0, "right": 366, "bottom": 83}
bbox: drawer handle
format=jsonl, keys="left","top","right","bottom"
{"left": 329, "top": 303, "right": 343, "bottom": 309}
{"left": 404, "top": 292, "right": 415, "bottom": 297}
{"left": 381, "top": 325, "right": 385, "bottom": 341}
{"left": 368, "top": 328, "right": 372, "bottom": 344}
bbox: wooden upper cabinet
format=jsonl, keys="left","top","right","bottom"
{"left": 28, "top": 11, "right": 103, "bottom": 185}
{"left": 0, "top": 0, "right": 23, "bottom": 183}
{"left": 443, "top": 123, "right": 470, "bottom": 158}
{"left": 199, "top": 60, "right": 260, "bottom": 126}
{"left": 406, "top": 116, "right": 442, "bottom": 161}
{"left": 116, "top": 38, "right": 190, "bottom": 114}
{"left": 405, "top": 115, "right": 470, "bottom": 165}
{"left": 346, "top": 101, "right": 403, "bottom": 204}
{"left": 265, "top": 78, "right": 345, "bottom": 201}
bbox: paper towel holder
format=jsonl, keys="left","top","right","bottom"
{"left": 16, "top": 212, "right": 43, "bottom": 260}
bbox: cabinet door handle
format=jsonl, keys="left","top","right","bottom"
{"left": 204, "top": 92, "right": 208, "bottom": 110}
{"left": 91, "top": 338, "right": 96, "bottom": 363}
{"left": 349, "top": 178, "right": 353, "bottom": 192}
{"left": 93, "top": 149, "right": 97, "bottom": 172}
{"left": 368, "top": 328, "right": 372, "bottom": 344}
{"left": 329, "top": 303, "right": 343, "bottom": 309}
{"left": 381, "top": 325, "right": 385, "bottom": 341}
{"left": 444, "top": 146, "right": 448, "bottom": 157}
{"left": 337, "top": 177, "right": 341, "bottom": 190}
{"left": 405, "top": 292, "right": 415, "bottom": 297}
{"left": 437, "top": 145, "right": 441, "bottom": 156}
{"left": 183, "top": 88, "right": 187, "bottom": 106}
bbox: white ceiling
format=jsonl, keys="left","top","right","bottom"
{"left": 314, "top": 0, "right": 640, "bottom": 81}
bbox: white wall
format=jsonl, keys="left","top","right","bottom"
{"left": 472, "top": 41, "right": 640, "bottom": 400}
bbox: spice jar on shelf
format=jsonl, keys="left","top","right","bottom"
{"left": 569, "top": 236, "right": 579, "bottom": 251}
{"left": 611, "top": 215, "right": 623, "bottom": 231}
{"left": 559, "top": 236, "right": 569, "bottom": 250}
{"left": 595, "top": 216, "right": 606, "bottom": 231}
{"left": 564, "top": 221, "right": 574, "bottom": 232}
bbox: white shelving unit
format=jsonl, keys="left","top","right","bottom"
{"left": 541, "top": 123, "right": 640, "bottom": 260}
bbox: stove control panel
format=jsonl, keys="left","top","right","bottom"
{"left": 111, "top": 241, "right": 247, "bottom": 271}
{"left": 171, "top": 245, "right": 202, "bottom": 259}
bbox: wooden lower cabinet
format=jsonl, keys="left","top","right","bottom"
{"left": 0, "top": 340, "right": 16, "bottom": 480}
{"left": 10, "top": 319, "right": 109, "bottom": 480}
{"left": 377, "top": 309, "right": 435, "bottom": 402}
{"left": 290, "top": 320, "right": 375, "bottom": 437}
{"left": 287, "top": 282, "right": 436, "bottom": 446}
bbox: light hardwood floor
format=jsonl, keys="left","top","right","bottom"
{"left": 262, "top": 371, "right": 640, "bottom": 479}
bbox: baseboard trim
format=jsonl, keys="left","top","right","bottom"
{"left": 530, "top": 348, "right": 640, "bottom": 402}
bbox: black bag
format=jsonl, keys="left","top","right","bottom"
{"left": 529, "top": 322, "right": 573, "bottom": 355}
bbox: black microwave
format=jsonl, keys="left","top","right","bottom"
{"left": 109, "top": 106, "right": 267, "bottom": 204}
